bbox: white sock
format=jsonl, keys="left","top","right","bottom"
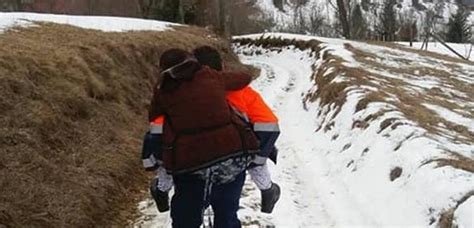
{"left": 248, "top": 162, "right": 273, "bottom": 190}
{"left": 156, "top": 167, "right": 173, "bottom": 192}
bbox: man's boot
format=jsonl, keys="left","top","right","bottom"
{"left": 261, "top": 182, "right": 280, "bottom": 213}
{"left": 150, "top": 178, "right": 170, "bottom": 212}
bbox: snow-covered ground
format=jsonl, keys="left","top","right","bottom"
{"left": 234, "top": 33, "right": 474, "bottom": 227}
{"left": 398, "top": 42, "right": 473, "bottom": 61}
{"left": 136, "top": 33, "right": 473, "bottom": 227}
{"left": 454, "top": 197, "right": 474, "bottom": 228}
{"left": 0, "top": 12, "right": 177, "bottom": 33}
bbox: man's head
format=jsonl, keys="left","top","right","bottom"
{"left": 159, "top": 48, "right": 191, "bottom": 71}
{"left": 193, "top": 46, "right": 223, "bottom": 71}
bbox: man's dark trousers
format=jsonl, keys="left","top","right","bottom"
{"left": 171, "top": 171, "right": 246, "bottom": 228}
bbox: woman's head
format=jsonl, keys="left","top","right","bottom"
{"left": 193, "top": 46, "right": 223, "bottom": 71}
{"left": 158, "top": 48, "right": 201, "bottom": 92}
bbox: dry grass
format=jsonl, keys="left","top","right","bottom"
{"left": 234, "top": 36, "right": 322, "bottom": 53}
{"left": 389, "top": 167, "right": 403, "bottom": 181}
{"left": 0, "top": 23, "right": 245, "bottom": 227}
{"left": 425, "top": 151, "right": 474, "bottom": 173}
{"left": 311, "top": 54, "right": 349, "bottom": 107}
{"left": 355, "top": 91, "right": 386, "bottom": 113}
{"left": 438, "top": 190, "right": 474, "bottom": 228}
{"left": 344, "top": 43, "right": 474, "bottom": 144}
{"left": 320, "top": 40, "right": 474, "bottom": 227}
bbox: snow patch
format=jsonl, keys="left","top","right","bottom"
{"left": 454, "top": 196, "right": 474, "bottom": 228}
{"left": 0, "top": 12, "right": 177, "bottom": 33}
{"left": 423, "top": 103, "right": 474, "bottom": 133}
{"left": 399, "top": 42, "right": 474, "bottom": 61}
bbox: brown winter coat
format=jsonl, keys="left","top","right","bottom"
{"left": 149, "top": 65, "right": 260, "bottom": 174}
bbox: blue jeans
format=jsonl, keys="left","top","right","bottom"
{"left": 171, "top": 171, "right": 246, "bottom": 228}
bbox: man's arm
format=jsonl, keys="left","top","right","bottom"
{"left": 144, "top": 82, "right": 166, "bottom": 171}
{"left": 245, "top": 87, "right": 279, "bottom": 128}
{"left": 244, "top": 87, "right": 280, "bottom": 165}
{"left": 142, "top": 116, "right": 165, "bottom": 171}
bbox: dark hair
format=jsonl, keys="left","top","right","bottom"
{"left": 160, "top": 48, "right": 190, "bottom": 71}
{"left": 193, "top": 46, "right": 222, "bottom": 71}
{"left": 159, "top": 48, "right": 202, "bottom": 93}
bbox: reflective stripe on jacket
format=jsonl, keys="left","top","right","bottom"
{"left": 150, "top": 116, "right": 164, "bottom": 134}
{"left": 141, "top": 131, "right": 163, "bottom": 171}
{"left": 141, "top": 116, "right": 165, "bottom": 171}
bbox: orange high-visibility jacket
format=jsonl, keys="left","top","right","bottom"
{"left": 226, "top": 86, "right": 279, "bottom": 131}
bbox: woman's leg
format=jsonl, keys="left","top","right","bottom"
{"left": 248, "top": 162, "right": 272, "bottom": 190}
{"left": 157, "top": 167, "right": 173, "bottom": 192}
{"left": 248, "top": 162, "right": 280, "bottom": 213}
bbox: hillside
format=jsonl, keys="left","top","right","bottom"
{"left": 0, "top": 13, "right": 245, "bottom": 227}
{"left": 136, "top": 33, "right": 474, "bottom": 227}
{"left": 398, "top": 41, "right": 474, "bottom": 60}
{"left": 232, "top": 34, "right": 473, "bottom": 227}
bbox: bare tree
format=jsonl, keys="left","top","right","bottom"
{"left": 445, "top": 3, "right": 472, "bottom": 43}
{"left": 379, "top": 0, "right": 398, "bottom": 41}
{"left": 398, "top": 9, "right": 417, "bottom": 45}
{"left": 273, "top": 0, "right": 285, "bottom": 11}
{"left": 307, "top": 4, "right": 325, "bottom": 35}
{"left": 351, "top": 3, "right": 366, "bottom": 40}
{"left": 193, "top": 0, "right": 220, "bottom": 31}
{"left": 420, "top": 2, "right": 444, "bottom": 49}
{"left": 178, "top": 0, "right": 185, "bottom": 23}
{"left": 336, "top": 0, "right": 351, "bottom": 39}
{"left": 229, "top": 0, "right": 274, "bottom": 35}
{"left": 0, "top": 0, "right": 21, "bottom": 11}
{"left": 292, "top": 3, "right": 307, "bottom": 34}
{"left": 137, "top": 0, "right": 157, "bottom": 18}
{"left": 293, "top": 0, "right": 307, "bottom": 7}
{"left": 217, "top": 0, "right": 231, "bottom": 37}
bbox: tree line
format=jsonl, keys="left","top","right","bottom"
{"left": 137, "top": 0, "right": 271, "bottom": 37}
{"left": 289, "top": 0, "right": 472, "bottom": 44}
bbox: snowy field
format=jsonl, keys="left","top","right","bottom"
{"left": 136, "top": 33, "right": 473, "bottom": 227}
{"left": 398, "top": 42, "right": 473, "bottom": 61}
{"left": 233, "top": 33, "right": 474, "bottom": 227}
{"left": 0, "top": 12, "right": 177, "bottom": 33}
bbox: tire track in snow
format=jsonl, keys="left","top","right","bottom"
{"left": 238, "top": 48, "right": 375, "bottom": 227}
{"left": 238, "top": 55, "right": 334, "bottom": 227}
